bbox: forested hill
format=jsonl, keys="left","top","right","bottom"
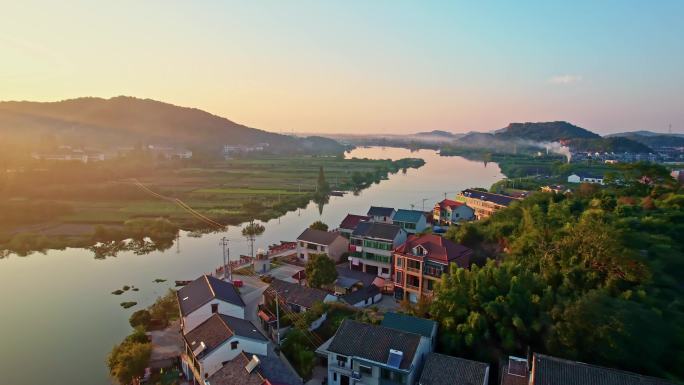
{"left": 494, "top": 121, "right": 600, "bottom": 142}
{"left": 607, "top": 132, "right": 684, "bottom": 148}
{"left": 448, "top": 121, "right": 653, "bottom": 153}
{"left": 0, "top": 96, "right": 344, "bottom": 153}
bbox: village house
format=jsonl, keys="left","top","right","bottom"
{"left": 500, "top": 353, "right": 676, "bottom": 385}
{"left": 296, "top": 228, "right": 349, "bottom": 262}
{"left": 567, "top": 172, "right": 605, "bottom": 185}
{"left": 367, "top": 206, "right": 397, "bottom": 224}
{"left": 393, "top": 234, "right": 473, "bottom": 303}
{"left": 456, "top": 189, "right": 519, "bottom": 219}
{"left": 319, "top": 319, "right": 432, "bottom": 385}
{"left": 205, "top": 352, "right": 302, "bottom": 385}
{"left": 339, "top": 284, "right": 382, "bottom": 308}
{"left": 265, "top": 279, "right": 337, "bottom": 313}
{"left": 381, "top": 312, "right": 438, "bottom": 353}
{"left": 180, "top": 313, "right": 269, "bottom": 383}
{"left": 349, "top": 222, "right": 408, "bottom": 279}
{"left": 540, "top": 185, "right": 570, "bottom": 194}
{"left": 392, "top": 209, "right": 430, "bottom": 234}
{"left": 418, "top": 353, "right": 490, "bottom": 385}
{"left": 433, "top": 199, "right": 475, "bottom": 225}
{"left": 176, "top": 275, "right": 246, "bottom": 333}
{"left": 337, "top": 214, "right": 371, "bottom": 239}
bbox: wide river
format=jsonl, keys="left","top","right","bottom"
{"left": 0, "top": 147, "right": 503, "bottom": 385}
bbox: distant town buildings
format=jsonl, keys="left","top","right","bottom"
{"left": 223, "top": 143, "right": 270, "bottom": 159}
{"left": 456, "top": 189, "right": 520, "bottom": 219}
{"left": 567, "top": 172, "right": 605, "bottom": 185}
{"left": 31, "top": 146, "right": 105, "bottom": 163}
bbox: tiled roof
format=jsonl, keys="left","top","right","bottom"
{"left": 367, "top": 206, "right": 396, "bottom": 217}
{"left": 395, "top": 234, "right": 472, "bottom": 266}
{"left": 183, "top": 314, "right": 265, "bottom": 358}
{"left": 327, "top": 319, "right": 421, "bottom": 370}
{"left": 438, "top": 199, "right": 465, "bottom": 209}
{"left": 339, "top": 214, "right": 370, "bottom": 230}
{"left": 207, "top": 353, "right": 266, "bottom": 385}
{"left": 460, "top": 189, "right": 518, "bottom": 207}
{"left": 340, "top": 284, "right": 380, "bottom": 305}
{"left": 393, "top": 209, "right": 426, "bottom": 223}
{"left": 296, "top": 228, "right": 342, "bottom": 246}
{"left": 177, "top": 275, "right": 245, "bottom": 317}
{"left": 269, "top": 279, "right": 328, "bottom": 309}
{"left": 419, "top": 353, "right": 489, "bottom": 385}
{"left": 533, "top": 354, "right": 676, "bottom": 385}
{"left": 381, "top": 312, "right": 437, "bottom": 339}
{"left": 336, "top": 266, "right": 376, "bottom": 287}
{"left": 352, "top": 222, "right": 403, "bottom": 241}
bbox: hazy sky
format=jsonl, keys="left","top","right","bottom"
{"left": 2, "top": 0, "right": 683, "bottom": 134}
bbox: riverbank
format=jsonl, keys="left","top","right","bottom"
{"left": 0, "top": 155, "right": 424, "bottom": 256}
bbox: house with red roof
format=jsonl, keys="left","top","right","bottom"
{"left": 337, "top": 214, "right": 371, "bottom": 239}
{"left": 433, "top": 199, "right": 475, "bottom": 225}
{"left": 393, "top": 234, "right": 473, "bottom": 303}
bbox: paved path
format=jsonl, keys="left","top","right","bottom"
{"left": 148, "top": 320, "right": 183, "bottom": 368}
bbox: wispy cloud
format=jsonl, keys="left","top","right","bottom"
{"left": 548, "top": 74, "right": 582, "bottom": 85}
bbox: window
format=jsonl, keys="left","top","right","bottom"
{"left": 231, "top": 341, "right": 239, "bottom": 350}
{"left": 381, "top": 267, "right": 389, "bottom": 274}
{"left": 396, "top": 272, "right": 403, "bottom": 283}
{"left": 337, "top": 355, "right": 348, "bottom": 367}
{"left": 359, "top": 365, "right": 372, "bottom": 375}
{"left": 211, "top": 303, "right": 218, "bottom": 313}
{"left": 333, "top": 373, "right": 337, "bottom": 381}
{"left": 396, "top": 257, "right": 403, "bottom": 267}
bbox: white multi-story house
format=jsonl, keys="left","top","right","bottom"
{"left": 176, "top": 275, "right": 246, "bottom": 333}
{"left": 349, "top": 222, "right": 407, "bottom": 279}
{"left": 319, "top": 319, "right": 432, "bottom": 385}
{"left": 367, "top": 206, "right": 396, "bottom": 224}
{"left": 181, "top": 313, "right": 269, "bottom": 383}
{"left": 296, "top": 228, "right": 349, "bottom": 262}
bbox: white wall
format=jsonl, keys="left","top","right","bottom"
{"left": 200, "top": 336, "right": 269, "bottom": 378}
{"left": 182, "top": 300, "right": 246, "bottom": 333}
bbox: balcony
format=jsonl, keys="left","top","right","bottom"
{"left": 405, "top": 266, "right": 421, "bottom": 274}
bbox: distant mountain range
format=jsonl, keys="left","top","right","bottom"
{"left": 453, "top": 121, "right": 657, "bottom": 153}
{"left": 414, "top": 130, "right": 459, "bottom": 138}
{"left": 0, "top": 96, "right": 344, "bottom": 154}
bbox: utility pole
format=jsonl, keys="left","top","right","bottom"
{"left": 422, "top": 198, "right": 429, "bottom": 211}
{"left": 275, "top": 291, "right": 281, "bottom": 345}
{"left": 220, "top": 237, "right": 230, "bottom": 282}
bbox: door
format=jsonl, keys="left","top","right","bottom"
{"left": 340, "top": 375, "right": 350, "bottom": 385}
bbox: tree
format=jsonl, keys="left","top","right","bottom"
{"left": 242, "top": 221, "right": 266, "bottom": 258}
{"left": 129, "top": 309, "right": 151, "bottom": 330}
{"left": 281, "top": 328, "right": 316, "bottom": 378}
{"left": 107, "top": 339, "right": 151, "bottom": 385}
{"left": 309, "top": 220, "right": 329, "bottom": 231}
{"left": 305, "top": 253, "right": 337, "bottom": 288}
{"left": 316, "top": 166, "right": 330, "bottom": 193}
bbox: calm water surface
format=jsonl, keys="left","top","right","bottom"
{"left": 0, "top": 147, "right": 503, "bottom": 385}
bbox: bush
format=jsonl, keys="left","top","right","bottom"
{"left": 107, "top": 339, "right": 152, "bottom": 385}
{"left": 129, "top": 310, "right": 152, "bottom": 330}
